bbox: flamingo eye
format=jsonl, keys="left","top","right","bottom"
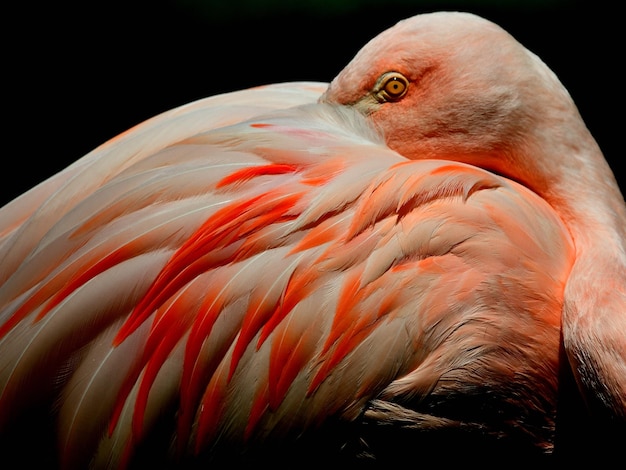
{"left": 375, "top": 72, "right": 409, "bottom": 102}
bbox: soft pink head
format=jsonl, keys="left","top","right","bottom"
{"left": 321, "top": 11, "right": 585, "bottom": 197}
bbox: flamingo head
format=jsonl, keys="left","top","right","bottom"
{"left": 320, "top": 11, "right": 591, "bottom": 199}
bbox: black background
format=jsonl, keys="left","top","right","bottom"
{"left": 0, "top": 1, "right": 622, "bottom": 463}
{"left": 3, "top": 0, "right": 621, "bottom": 206}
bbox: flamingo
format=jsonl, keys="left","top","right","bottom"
{"left": 0, "top": 10, "right": 624, "bottom": 468}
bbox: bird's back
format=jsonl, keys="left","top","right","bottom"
{"left": 0, "top": 82, "right": 575, "bottom": 468}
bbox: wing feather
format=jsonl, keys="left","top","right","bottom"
{"left": 0, "top": 82, "right": 575, "bottom": 467}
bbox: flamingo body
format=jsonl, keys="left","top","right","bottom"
{"left": 1, "top": 11, "right": 625, "bottom": 468}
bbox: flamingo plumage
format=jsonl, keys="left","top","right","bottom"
{"left": 0, "top": 11, "right": 624, "bottom": 468}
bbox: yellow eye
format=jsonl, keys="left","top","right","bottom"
{"left": 375, "top": 72, "right": 409, "bottom": 102}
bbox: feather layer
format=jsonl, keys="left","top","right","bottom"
{"left": 0, "top": 82, "right": 575, "bottom": 468}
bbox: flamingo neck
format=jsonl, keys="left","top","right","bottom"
{"left": 546, "top": 135, "right": 626, "bottom": 421}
